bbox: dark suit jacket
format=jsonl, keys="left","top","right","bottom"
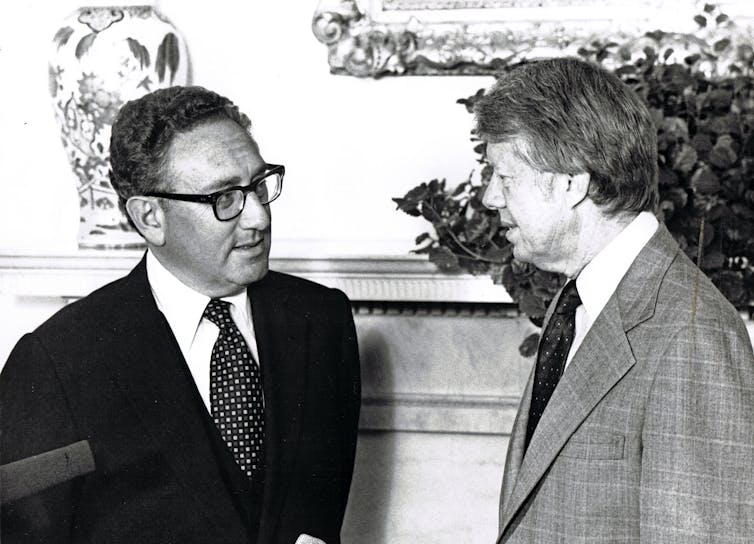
{"left": 498, "top": 224, "right": 754, "bottom": 543}
{"left": 0, "top": 258, "right": 361, "bottom": 543}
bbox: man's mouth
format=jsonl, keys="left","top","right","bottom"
{"left": 234, "top": 239, "right": 264, "bottom": 251}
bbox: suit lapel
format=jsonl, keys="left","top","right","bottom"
{"left": 104, "top": 258, "right": 249, "bottom": 539}
{"left": 498, "top": 224, "right": 680, "bottom": 539}
{"left": 250, "top": 273, "right": 310, "bottom": 541}
{"left": 499, "top": 370, "right": 533, "bottom": 525}
{"left": 500, "top": 299, "right": 636, "bottom": 534}
{"left": 499, "top": 278, "right": 568, "bottom": 519}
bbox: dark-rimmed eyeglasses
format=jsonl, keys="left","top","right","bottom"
{"left": 145, "top": 163, "right": 285, "bottom": 221}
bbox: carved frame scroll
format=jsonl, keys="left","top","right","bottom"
{"left": 312, "top": 0, "right": 752, "bottom": 77}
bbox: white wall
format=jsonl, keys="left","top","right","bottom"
{"left": 0, "top": 0, "right": 491, "bottom": 256}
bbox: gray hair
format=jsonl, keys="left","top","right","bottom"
{"left": 474, "top": 57, "right": 659, "bottom": 215}
{"left": 109, "top": 85, "right": 253, "bottom": 225}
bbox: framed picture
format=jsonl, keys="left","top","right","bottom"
{"left": 312, "top": 0, "right": 752, "bottom": 77}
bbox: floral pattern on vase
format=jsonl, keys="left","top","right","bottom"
{"left": 49, "top": 5, "right": 189, "bottom": 248}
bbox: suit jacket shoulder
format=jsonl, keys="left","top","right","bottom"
{"left": 27, "top": 259, "right": 154, "bottom": 344}
{"left": 254, "top": 270, "right": 352, "bottom": 308}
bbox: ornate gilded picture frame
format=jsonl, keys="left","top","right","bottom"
{"left": 312, "top": 0, "right": 750, "bottom": 77}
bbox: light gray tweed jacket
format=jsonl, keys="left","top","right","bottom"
{"left": 498, "top": 223, "right": 754, "bottom": 543}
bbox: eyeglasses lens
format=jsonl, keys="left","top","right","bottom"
{"left": 215, "top": 190, "right": 242, "bottom": 220}
{"left": 214, "top": 172, "right": 282, "bottom": 221}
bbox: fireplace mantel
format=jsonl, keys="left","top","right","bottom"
{"left": 0, "top": 249, "right": 512, "bottom": 303}
{"left": 0, "top": 248, "right": 524, "bottom": 437}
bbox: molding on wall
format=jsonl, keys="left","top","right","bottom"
{"left": 0, "top": 250, "right": 512, "bottom": 303}
{"left": 361, "top": 392, "right": 520, "bottom": 434}
{"left": 352, "top": 299, "right": 519, "bottom": 316}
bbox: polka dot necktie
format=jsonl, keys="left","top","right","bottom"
{"left": 203, "top": 299, "right": 265, "bottom": 481}
{"left": 525, "top": 280, "right": 581, "bottom": 451}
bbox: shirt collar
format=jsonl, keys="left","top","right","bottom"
{"left": 575, "top": 211, "right": 659, "bottom": 324}
{"left": 222, "top": 289, "right": 252, "bottom": 326}
{"left": 146, "top": 251, "right": 251, "bottom": 353}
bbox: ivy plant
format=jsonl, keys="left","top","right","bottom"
{"left": 394, "top": 4, "right": 754, "bottom": 356}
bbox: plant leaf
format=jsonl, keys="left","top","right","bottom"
{"left": 484, "top": 246, "right": 512, "bottom": 264}
{"left": 75, "top": 32, "right": 97, "bottom": 59}
{"left": 392, "top": 197, "right": 421, "bottom": 216}
{"left": 428, "top": 247, "right": 460, "bottom": 271}
{"left": 518, "top": 291, "right": 546, "bottom": 320}
{"left": 464, "top": 215, "right": 489, "bottom": 243}
{"left": 691, "top": 165, "right": 721, "bottom": 194}
{"left": 691, "top": 133, "right": 714, "bottom": 155}
{"left": 714, "top": 38, "right": 731, "bottom": 52}
{"left": 684, "top": 53, "right": 701, "bottom": 65}
{"left": 672, "top": 144, "right": 698, "bottom": 174}
{"left": 451, "top": 183, "right": 466, "bottom": 197}
{"left": 615, "top": 64, "right": 637, "bottom": 77}
{"left": 414, "top": 232, "right": 431, "bottom": 245}
{"left": 709, "top": 138, "right": 738, "bottom": 169}
{"left": 53, "top": 26, "right": 75, "bottom": 49}
{"left": 156, "top": 32, "right": 181, "bottom": 83}
{"left": 707, "top": 89, "right": 733, "bottom": 111}
{"left": 403, "top": 183, "right": 430, "bottom": 202}
{"left": 663, "top": 186, "right": 689, "bottom": 209}
{"left": 518, "top": 333, "right": 540, "bottom": 358}
{"left": 702, "top": 250, "right": 725, "bottom": 269}
{"left": 127, "top": 37, "right": 151, "bottom": 69}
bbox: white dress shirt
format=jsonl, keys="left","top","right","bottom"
{"left": 146, "top": 251, "right": 260, "bottom": 411}
{"left": 565, "top": 211, "right": 659, "bottom": 369}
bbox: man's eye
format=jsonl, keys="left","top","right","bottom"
{"left": 216, "top": 190, "right": 239, "bottom": 211}
{"left": 255, "top": 180, "right": 269, "bottom": 199}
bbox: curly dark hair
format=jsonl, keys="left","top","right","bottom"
{"left": 109, "top": 85, "right": 252, "bottom": 226}
{"left": 474, "top": 57, "right": 659, "bottom": 216}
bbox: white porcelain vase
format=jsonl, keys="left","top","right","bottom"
{"left": 49, "top": 5, "right": 189, "bottom": 248}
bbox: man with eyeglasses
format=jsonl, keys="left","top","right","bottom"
{"left": 0, "top": 86, "right": 361, "bottom": 544}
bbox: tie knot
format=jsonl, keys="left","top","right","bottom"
{"left": 554, "top": 280, "right": 581, "bottom": 315}
{"left": 203, "top": 298, "right": 234, "bottom": 329}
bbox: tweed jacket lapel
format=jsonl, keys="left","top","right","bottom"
{"left": 250, "top": 273, "right": 311, "bottom": 542}
{"left": 498, "top": 371, "right": 532, "bottom": 528}
{"left": 499, "top": 224, "right": 680, "bottom": 539}
{"left": 104, "top": 256, "right": 250, "bottom": 539}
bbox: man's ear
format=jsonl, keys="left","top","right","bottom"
{"left": 125, "top": 196, "right": 166, "bottom": 246}
{"left": 564, "top": 172, "right": 590, "bottom": 208}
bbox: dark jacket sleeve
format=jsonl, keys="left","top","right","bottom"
{"left": 1, "top": 333, "right": 80, "bottom": 542}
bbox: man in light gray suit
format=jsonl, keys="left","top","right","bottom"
{"left": 478, "top": 57, "right": 754, "bottom": 542}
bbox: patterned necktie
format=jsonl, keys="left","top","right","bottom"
{"left": 203, "top": 298, "right": 265, "bottom": 481}
{"left": 525, "top": 280, "right": 581, "bottom": 451}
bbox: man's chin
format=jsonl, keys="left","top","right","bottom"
{"left": 242, "top": 262, "right": 269, "bottom": 285}
{"left": 511, "top": 245, "right": 529, "bottom": 263}
{"left": 512, "top": 248, "right": 548, "bottom": 271}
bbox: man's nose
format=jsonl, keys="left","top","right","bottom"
{"left": 238, "top": 192, "right": 270, "bottom": 230}
{"left": 482, "top": 176, "right": 506, "bottom": 210}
